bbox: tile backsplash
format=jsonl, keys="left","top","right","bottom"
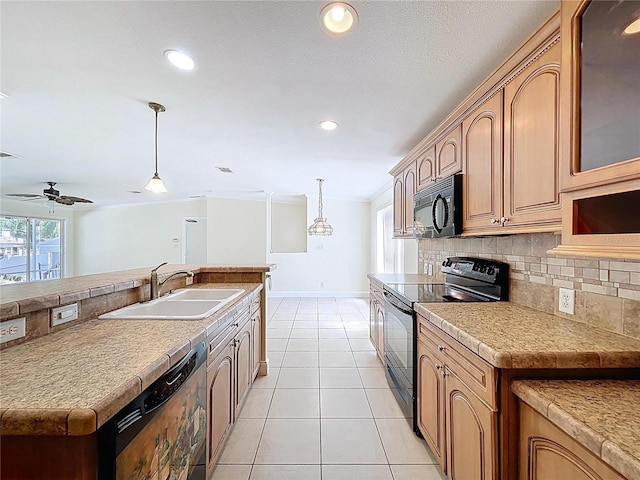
{"left": 418, "top": 233, "right": 640, "bottom": 340}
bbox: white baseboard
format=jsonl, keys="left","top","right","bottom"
{"left": 268, "top": 291, "right": 368, "bottom": 298}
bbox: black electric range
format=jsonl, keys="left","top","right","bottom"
{"left": 382, "top": 257, "right": 509, "bottom": 435}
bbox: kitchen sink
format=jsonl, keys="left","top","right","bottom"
{"left": 99, "top": 288, "right": 245, "bottom": 320}
{"left": 167, "top": 288, "right": 245, "bottom": 302}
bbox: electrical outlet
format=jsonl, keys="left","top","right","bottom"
{"left": 320, "top": 282, "right": 325, "bottom": 289}
{"left": 0, "top": 317, "right": 26, "bottom": 344}
{"left": 423, "top": 263, "right": 429, "bottom": 274}
{"left": 51, "top": 303, "right": 79, "bottom": 327}
{"left": 428, "top": 263, "right": 433, "bottom": 275}
{"left": 559, "top": 288, "right": 575, "bottom": 315}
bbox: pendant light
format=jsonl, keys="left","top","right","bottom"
{"left": 308, "top": 178, "right": 333, "bottom": 236}
{"left": 144, "top": 102, "right": 167, "bottom": 193}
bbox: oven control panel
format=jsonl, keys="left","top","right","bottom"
{"left": 442, "top": 257, "right": 508, "bottom": 285}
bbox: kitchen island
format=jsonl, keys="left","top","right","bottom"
{"left": 0, "top": 264, "right": 274, "bottom": 479}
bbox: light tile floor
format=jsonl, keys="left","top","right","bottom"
{"left": 211, "top": 297, "right": 446, "bottom": 480}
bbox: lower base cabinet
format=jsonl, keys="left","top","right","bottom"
{"left": 206, "top": 298, "right": 262, "bottom": 478}
{"left": 446, "top": 373, "right": 497, "bottom": 480}
{"left": 416, "top": 313, "right": 498, "bottom": 480}
{"left": 206, "top": 326, "right": 236, "bottom": 473}
{"left": 519, "top": 403, "right": 625, "bottom": 480}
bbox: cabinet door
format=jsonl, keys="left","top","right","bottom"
{"left": 462, "top": 93, "right": 503, "bottom": 233}
{"left": 235, "top": 320, "right": 252, "bottom": 410}
{"left": 519, "top": 403, "right": 625, "bottom": 480}
{"left": 375, "top": 303, "right": 385, "bottom": 361}
{"left": 403, "top": 162, "right": 417, "bottom": 236}
{"left": 251, "top": 311, "right": 261, "bottom": 380}
{"left": 504, "top": 42, "right": 561, "bottom": 228}
{"left": 417, "top": 145, "right": 437, "bottom": 190}
{"left": 393, "top": 173, "right": 404, "bottom": 236}
{"left": 436, "top": 124, "right": 462, "bottom": 180}
{"left": 206, "top": 337, "right": 235, "bottom": 475}
{"left": 416, "top": 339, "right": 446, "bottom": 472}
{"left": 445, "top": 373, "right": 497, "bottom": 480}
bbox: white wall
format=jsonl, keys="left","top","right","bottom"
{"left": 206, "top": 197, "right": 267, "bottom": 264}
{"left": 267, "top": 198, "right": 370, "bottom": 296}
{"left": 271, "top": 199, "right": 307, "bottom": 253}
{"left": 73, "top": 199, "right": 206, "bottom": 275}
{"left": 0, "top": 198, "right": 76, "bottom": 276}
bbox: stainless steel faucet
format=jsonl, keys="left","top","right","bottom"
{"left": 149, "top": 262, "right": 194, "bottom": 300}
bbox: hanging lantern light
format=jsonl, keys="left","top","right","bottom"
{"left": 308, "top": 178, "right": 333, "bottom": 236}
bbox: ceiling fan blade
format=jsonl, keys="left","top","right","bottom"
{"left": 6, "top": 193, "right": 45, "bottom": 198}
{"left": 55, "top": 197, "right": 75, "bottom": 205}
{"left": 59, "top": 195, "right": 93, "bottom": 204}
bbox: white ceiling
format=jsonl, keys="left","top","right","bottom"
{"left": 0, "top": 0, "right": 559, "bottom": 207}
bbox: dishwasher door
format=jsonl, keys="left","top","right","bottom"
{"left": 98, "top": 341, "right": 207, "bottom": 480}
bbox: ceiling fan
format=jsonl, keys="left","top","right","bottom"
{"left": 6, "top": 182, "right": 93, "bottom": 205}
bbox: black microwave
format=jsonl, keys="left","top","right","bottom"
{"left": 413, "top": 174, "right": 462, "bottom": 238}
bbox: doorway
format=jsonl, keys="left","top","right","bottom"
{"left": 182, "top": 217, "right": 207, "bottom": 264}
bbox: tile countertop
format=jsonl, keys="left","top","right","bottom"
{"left": 512, "top": 379, "right": 640, "bottom": 480}
{"left": 414, "top": 302, "right": 640, "bottom": 369}
{"left": 0, "top": 283, "right": 262, "bottom": 436}
{"left": 0, "top": 264, "right": 275, "bottom": 313}
{"left": 368, "top": 273, "right": 432, "bottom": 284}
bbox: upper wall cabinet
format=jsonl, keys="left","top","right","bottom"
{"left": 551, "top": 1, "right": 640, "bottom": 258}
{"left": 393, "top": 161, "right": 417, "bottom": 238}
{"left": 463, "top": 42, "right": 562, "bottom": 235}
{"left": 416, "top": 126, "right": 463, "bottom": 191}
{"left": 560, "top": 0, "right": 640, "bottom": 192}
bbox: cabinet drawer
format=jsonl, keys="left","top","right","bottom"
{"left": 418, "top": 315, "right": 497, "bottom": 409}
{"left": 250, "top": 294, "right": 260, "bottom": 316}
{"left": 208, "top": 323, "right": 236, "bottom": 365}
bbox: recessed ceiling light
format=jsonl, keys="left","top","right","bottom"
{"left": 320, "top": 2, "right": 357, "bottom": 35}
{"left": 624, "top": 17, "right": 640, "bottom": 35}
{"left": 319, "top": 120, "right": 338, "bottom": 131}
{"left": 164, "top": 50, "right": 196, "bottom": 70}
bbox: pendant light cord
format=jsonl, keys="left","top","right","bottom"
{"left": 318, "top": 179, "right": 324, "bottom": 218}
{"left": 154, "top": 109, "right": 159, "bottom": 176}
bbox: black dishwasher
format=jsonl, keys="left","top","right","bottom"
{"left": 98, "top": 341, "right": 207, "bottom": 480}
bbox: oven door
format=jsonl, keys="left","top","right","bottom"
{"left": 383, "top": 289, "right": 415, "bottom": 421}
{"left": 99, "top": 341, "right": 207, "bottom": 480}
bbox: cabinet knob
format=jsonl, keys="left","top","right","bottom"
{"left": 500, "top": 216, "right": 509, "bottom": 225}
{"left": 490, "top": 218, "right": 498, "bottom": 224}
{"left": 234, "top": 323, "right": 239, "bottom": 328}
{"left": 437, "top": 345, "right": 446, "bottom": 351}
{"left": 435, "top": 364, "right": 442, "bottom": 370}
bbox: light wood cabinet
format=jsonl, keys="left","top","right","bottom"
{"left": 369, "top": 280, "right": 385, "bottom": 361}
{"left": 206, "top": 326, "right": 235, "bottom": 475}
{"left": 235, "top": 313, "right": 252, "bottom": 411}
{"left": 446, "top": 372, "right": 497, "bottom": 480}
{"left": 417, "top": 145, "right": 437, "bottom": 190}
{"left": 251, "top": 309, "right": 261, "bottom": 380}
{"left": 416, "top": 313, "right": 497, "bottom": 480}
{"left": 463, "top": 93, "right": 504, "bottom": 232}
{"left": 416, "top": 126, "right": 462, "bottom": 191}
{"left": 417, "top": 338, "right": 447, "bottom": 472}
{"left": 549, "top": 0, "right": 640, "bottom": 259}
{"left": 436, "top": 125, "right": 463, "bottom": 181}
{"left": 463, "top": 42, "right": 561, "bottom": 235}
{"left": 205, "top": 293, "right": 262, "bottom": 478}
{"left": 519, "top": 402, "right": 625, "bottom": 480}
{"left": 393, "top": 161, "right": 417, "bottom": 238}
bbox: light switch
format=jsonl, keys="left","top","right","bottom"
{"left": 52, "top": 303, "right": 79, "bottom": 327}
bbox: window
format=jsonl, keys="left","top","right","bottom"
{"left": 0, "top": 215, "right": 63, "bottom": 284}
{"left": 376, "top": 204, "right": 404, "bottom": 273}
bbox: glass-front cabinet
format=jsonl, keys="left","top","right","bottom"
{"left": 555, "top": 0, "right": 640, "bottom": 258}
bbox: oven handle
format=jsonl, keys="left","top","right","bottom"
{"left": 383, "top": 290, "right": 413, "bottom": 316}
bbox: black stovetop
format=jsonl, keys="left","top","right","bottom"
{"left": 384, "top": 282, "right": 492, "bottom": 304}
